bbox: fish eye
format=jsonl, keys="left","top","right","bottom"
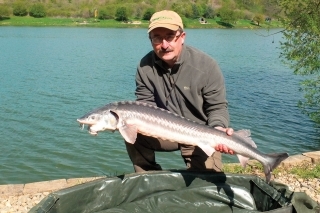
{"left": 103, "top": 110, "right": 111, "bottom": 115}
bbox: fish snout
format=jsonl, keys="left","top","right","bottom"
{"left": 77, "top": 118, "right": 97, "bottom": 125}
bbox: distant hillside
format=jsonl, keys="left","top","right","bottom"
{"left": 1, "top": 0, "right": 282, "bottom": 21}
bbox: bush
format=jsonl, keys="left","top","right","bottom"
{"left": 29, "top": 3, "right": 46, "bottom": 18}
{"left": 252, "top": 14, "right": 264, "bottom": 26}
{"left": 243, "top": 10, "right": 254, "bottom": 20}
{"left": 0, "top": 5, "right": 10, "bottom": 18}
{"left": 218, "top": 7, "right": 238, "bottom": 25}
{"left": 13, "top": 3, "right": 28, "bottom": 16}
{"left": 115, "top": 7, "right": 128, "bottom": 22}
{"left": 46, "top": 8, "right": 71, "bottom": 17}
{"left": 98, "top": 8, "right": 113, "bottom": 20}
{"left": 142, "top": 8, "right": 155, "bottom": 21}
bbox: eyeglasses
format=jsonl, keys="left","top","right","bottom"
{"left": 150, "top": 33, "right": 181, "bottom": 45}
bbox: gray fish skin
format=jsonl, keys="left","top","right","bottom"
{"left": 77, "top": 101, "right": 289, "bottom": 183}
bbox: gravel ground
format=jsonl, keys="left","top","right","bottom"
{"left": 274, "top": 174, "right": 320, "bottom": 204}
{"left": 0, "top": 192, "right": 49, "bottom": 213}
{"left": 1, "top": 174, "right": 319, "bottom": 213}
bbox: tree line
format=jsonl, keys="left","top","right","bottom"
{"left": 0, "top": 0, "right": 281, "bottom": 24}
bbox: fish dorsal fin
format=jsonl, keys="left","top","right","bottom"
{"left": 235, "top": 129, "right": 251, "bottom": 137}
{"left": 234, "top": 129, "right": 257, "bottom": 148}
{"left": 117, "top": 120, "right": 138, "bottom": 144}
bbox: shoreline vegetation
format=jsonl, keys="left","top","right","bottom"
{"left": 0, "top": 16, "right": 283, "bottom": 29}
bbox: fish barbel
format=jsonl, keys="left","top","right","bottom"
{"left": 77, "top": 101, "right": 289, "bottom": 183}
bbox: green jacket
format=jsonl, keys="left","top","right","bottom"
{"left": 135, "top": 44, "right": 229, "bottom": 128}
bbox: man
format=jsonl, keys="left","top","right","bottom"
{"left": 125, "top": 10, "right": 233, "bottom": 173}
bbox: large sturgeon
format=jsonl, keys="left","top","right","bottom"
{"left": 77, "top": 101, "right": 289, "bottom": 183}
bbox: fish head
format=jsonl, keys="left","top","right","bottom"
{"left": 77, "top": 104, "right": 119, "bottom": 135}
{"left": 87, "top": 111, "right": 118, "bottom": 135}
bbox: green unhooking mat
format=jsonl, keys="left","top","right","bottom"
{"left": 29, "top": 171, "right": 319, "bottom": 213}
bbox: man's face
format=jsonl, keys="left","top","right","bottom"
{"left": 149, "top": 27, "right": 185, "bottom": 67}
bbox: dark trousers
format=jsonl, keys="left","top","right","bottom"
{"left": 125, "top": 133, "right": 223, "bottom": 172}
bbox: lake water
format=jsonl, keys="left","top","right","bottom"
{"left": 0, "top": 27, "right": 319, "bottom": 184}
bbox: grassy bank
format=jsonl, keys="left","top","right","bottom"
{"left": 0, "top": 16, "right": 283, "bottom": 29}
{"left": 224, "top": 161, "right": 320, "bottom": 179}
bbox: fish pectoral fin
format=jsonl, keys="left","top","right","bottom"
{"left": 197, "top": 143, "right": 215, "bottom": 156}
{"left": 119, "top": 125, "right": 138, "bottom": 144}
{"left": 237, "top": 154, "right": 250, "bottom": 168}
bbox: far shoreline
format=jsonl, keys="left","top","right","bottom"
{"left": 0, "top": 16, "right": 284, "bottom": 29}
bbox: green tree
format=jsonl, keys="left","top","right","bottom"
{"left": 29, "top": 3, "right": 46, "bottom": 18}
{"left": 12, "top": 2, "right": 28, "bottom": 16}
{"left": 115, "top": 7, "right": 128, "bottom": 22}
{"left": 142, "top": 8, "right": 155, "bottom": 21}
{"left": 219, "top": 7, "right": 238, "bottom": 26}
{"left": 203, "top": 5, "right": 215, "bottom": 19}
{"left": 279, "top": 0, "right": 320, "bottom": 123}
{"left": 0, "top": 5, "right": 10, "bottom": 19}
{"left": 191, "top": 4, "right": 200, "bottom": 19}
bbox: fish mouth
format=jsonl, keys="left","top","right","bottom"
{"left": 78, "top": 121, "right": 98, "bottom": 136}
{"left": 77, "top": 119, "right": 97, "bottom": 125}
{"left": 86, "top": 125, "right": 98, "bottom": 136}
{"left": 88, "top": 129, "right": 98, "bottom": 136}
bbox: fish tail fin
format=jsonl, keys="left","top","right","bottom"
{"left": 263, "top": 152, "right": 289, "bottom": 183}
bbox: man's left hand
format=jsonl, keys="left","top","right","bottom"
{"left": 214, "top": 127, "right": 234, "bottom": 155}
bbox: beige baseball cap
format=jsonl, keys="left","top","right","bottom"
{"left": 148, "top": 10, "right": 183, "bottom": 33}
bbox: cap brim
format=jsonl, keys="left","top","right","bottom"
{"left": 148, "top": 23, "right": 180, "bottom": 33}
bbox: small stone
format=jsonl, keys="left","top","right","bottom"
{"left": 5, "top": 201, "right": 11, "bottom": 207}
{"left": 301, "top": 183, "right": 309, "bottom": 188}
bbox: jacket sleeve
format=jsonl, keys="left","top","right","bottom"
{"left": 203, "top": 61, "right": 229, "bottom": 128}
{"left": 135, "top": 66, "right": 156, "bottom": 105}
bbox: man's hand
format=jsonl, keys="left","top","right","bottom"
{"left": 214, "top": 127, "right": 234, "bottom": 155}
